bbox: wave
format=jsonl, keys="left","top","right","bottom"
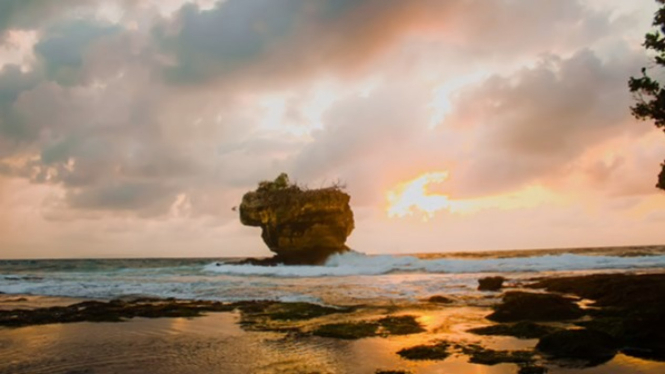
{"left": 2, "top": 251, "right": 665, "bottom": 303}
{"left": 203, "top": 251, "right": 665, "bottom": 277}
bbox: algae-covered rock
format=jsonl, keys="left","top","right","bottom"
{"left": 397, "top": 341, "right": 451, "bottom": 360}
{"left": 536, "top": 329, "right": 618, "bottom": 366}
{"left": 478, "top": 276, "right": 505, "bottom": 291}
{"left": 468, "top": 322, "right": 561, "bottom": 339}
{"left": 529, "top": 273, "right": 665, "bottom": 361}
{"left": 487, "top": 292, "right": 585, "bottom": 322}
{"left": 459, "top": 344, "right": 535, "bottom": 366}
{"left": 313, "top": 321, "right": 380, "bottom": 339}
{"left": 312, "top": 315, "right": 424, "bottom": 340}
{"left": 239, "top": 173, "right": 354, "bottom": 265}
{"left": 518, "top": 366, "right": 548, "bottom": 374}
{"left": 426, "top": 295, "right": 454, "bottom": 304}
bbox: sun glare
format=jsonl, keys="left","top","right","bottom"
{"left": 387, "top": 172, "right": 562, "bottom": 220}
{"left": 387, "top": 172, "right": 451, "bottom": 220}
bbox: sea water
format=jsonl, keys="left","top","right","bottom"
{"left": 1, "top": 246, "right": 665, "bottom": 305}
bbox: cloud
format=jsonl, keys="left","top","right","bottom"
{"left": 35, "top": 21, "right": 121, "bottom": 85}
{"left": 1, "top": 0, "right": 664, "bottom": 258}
{"left": 0, "top": 0, "right": 93, "bottom": 40}
{"left": 443, "top": 47, "right": 649, "bottom": 196}
{"left": 0, "top": 64, "right": 41, "bottom": 150}
{"left": 153, "top": 0, "right": 614, "bottom": 86}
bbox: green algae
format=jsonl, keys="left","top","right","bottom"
{"left": 468, "top": 322, "right": 561, "bottom": 339}
{"left": 459, "top": 344, "right": 535, "bottom": 365}
{"left": 313, "top": 321, "right": 380, "bottom": 339}
{"left": 397, "top": 341, "right": 451, "bottom": 360}
{"left": 312, "top": 314, "right": 425, "bottom": 340}
{"left": 377, "top": 315, "right": 425, "bottom": 335}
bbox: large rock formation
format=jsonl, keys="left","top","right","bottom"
{"left": 239, "top": 174, "right": 354, "bottom": 265}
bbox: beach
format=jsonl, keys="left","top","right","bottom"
{"left": 1, "top": 247, "right": 665, "bottom": 374}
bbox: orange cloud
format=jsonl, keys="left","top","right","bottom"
{"left": 387, "top": 171, "right": 564, "bottom": 220}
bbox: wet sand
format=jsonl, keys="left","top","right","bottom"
{"left": 1, "top": 294, "right": 664, "bottom": 374}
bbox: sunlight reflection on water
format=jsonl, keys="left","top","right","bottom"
{"left": 1, "top": 307, "right": 664, "bottom": 374}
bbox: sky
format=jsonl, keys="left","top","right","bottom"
{"left": 1, "top": 0, "right": 664, "bottom": 259}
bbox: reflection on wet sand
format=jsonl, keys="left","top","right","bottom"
{"left": 1, "top": 304, "right": 664, "bottom": 374}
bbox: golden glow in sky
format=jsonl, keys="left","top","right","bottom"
{"left": 1, "top": 0, "right": 664, "bottom": 259}
{"left": 387, "top": 172, "right": 564, "bottom": 220}
{"left": 387, "top": 172, "right": 451, "bottom": 220}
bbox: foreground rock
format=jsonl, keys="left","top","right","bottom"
{"left": 239, "top": 173, "right": 354, "bottom": 265}
{"left": 0, "top": 299, "right": 236, "bottom": 327}
{"left": 469, "top": 321, "right": 561, "bottom": 339}
{"left": 487, "top": 291, "right": 585, "bottom": 322}
{"left": 458, "top": 344, "right": 535, "bottom": 366}
{"left": 0, "top": 299, "right": 348, "bottom": 329}
{"left": 478, "top": 276, "right": 505, "bottom": 291}
{"left": 398, "top": 341, "right": 538, "bottom": 370}
{"left": 426, "top": 295, "right": 454, "bottom": 304}
{"left": 397, "top": 341, "right": 451, "bottom": 360}
{"left": 313, "top": 315, "right": 425, "bottom": 339}
{"left": 536, "top": 329, "right": 618, "bottom": 366}
{"left": 529, "top": 273, "right": 665, "bottom": 361}
{"left": 237, "top": 301, "right": 353, "bottom": 333}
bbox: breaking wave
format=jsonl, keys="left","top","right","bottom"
{"left": 203, "top": 251, "right": 665, "bottom": 277}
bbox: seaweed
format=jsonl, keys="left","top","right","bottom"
{"left": 397, "top": 341, "right": 450, "bottom": 360}
{"left": 468, "top": 322, "right": 561, "bottom": 339}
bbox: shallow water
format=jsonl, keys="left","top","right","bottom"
{"left": 1, "top": 307, "right": 663, "bottom": 374}
{"left": 2, "top": 248, "right": 665, "bottom": 304}
{"left": 1, "top": 247, "right": 665, "bottom": 373}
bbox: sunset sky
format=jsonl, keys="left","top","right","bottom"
{"left": 1, "top": 0, "right": 664, "bottom": 259}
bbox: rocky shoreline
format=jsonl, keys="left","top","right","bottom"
{"left": 1, "top": 272, "right": 664, "bottom": 373}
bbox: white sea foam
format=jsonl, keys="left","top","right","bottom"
{"left": 203, "top": 251, "right": 665, "bottom": 277}
{"left": 1, "top": 252, "right": 664, "bottom": 303}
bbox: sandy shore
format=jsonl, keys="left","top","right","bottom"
{"left": 1, "top": 273, "right": 665, "bottom": 374}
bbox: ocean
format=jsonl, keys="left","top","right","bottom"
{"left": 2, "top": 246, "right": 665, "bottom": 305}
